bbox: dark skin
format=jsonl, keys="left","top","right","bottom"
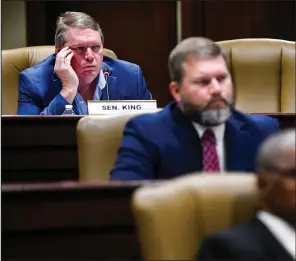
{"left": 257, "top": 146, "right": 296, "bottom": 228}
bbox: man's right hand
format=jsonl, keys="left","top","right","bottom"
{"left": 54, "top": 46, "right": 79, "bottom": 103}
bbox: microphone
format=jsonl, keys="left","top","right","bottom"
{"left": 103, "top": 69, "right": 110, "bottom": 101}
{"left": 103, "top": 70, "right": 110, "bottom": 79}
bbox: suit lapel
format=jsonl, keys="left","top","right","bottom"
{"left": 101, "top": 62, "right": 119, "bottom": 100}
{"left": 171, "top": 104, "right": 203, "bottom": 172}
{"left": 225, "top": 115, "right": 252, "bottom": 171}
{"left": 104, "top": 75, "right": 119, "bottom": 100}
{"left": 255, "top": 218, "right": 294, "bottom": 260}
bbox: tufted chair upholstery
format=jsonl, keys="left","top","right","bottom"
{"left": 132, "top": 173, "right": 258, "bottom": 260}
{"left": 2, "top": 46, "right": 117, "bottom": 115}
{"left": 217, "top": 38, "right": 295, "bottom": 113}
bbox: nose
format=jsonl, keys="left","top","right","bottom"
{"left": 84, "top": 47, "right": 94, "bottom": 62}
{"left": 210, "top": 78, "right": 221, "bottom": 94}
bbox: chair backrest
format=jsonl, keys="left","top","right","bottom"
{"left": 132, "top": 173, "right": 259, "bottom": 260}
{"left": 2, "top": 46, "right": 117, "bottom": 115}
{"left": 217, "top": 38, "right": 295, "bottom": 113}
{"left": 76, "top": 110, "right": 161, "bottom": 181}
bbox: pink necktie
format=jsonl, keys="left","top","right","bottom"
{"left": 202, "top": 129, "right": 220, "bottom": 172}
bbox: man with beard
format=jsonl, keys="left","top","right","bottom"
{"left": 197, "top": 129, "right": 295, "bottom": 260}
{"left": 110, "top": 37, "right": 280, "bottom": 180}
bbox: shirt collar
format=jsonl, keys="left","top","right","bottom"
{"left": 192, "top": 122, "right": 225, "bottom": 142}
{"left": 97, "top": 69, "right": 106, "bottom": 90}
{"left": 92, "top": 70, "right": 106, "bottom": 101}
{"left": 73, "top": 69, "right": 107, "bottom": 114}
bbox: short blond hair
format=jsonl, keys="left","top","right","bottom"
{"left": 55, "top": 11, "right": 104, "bottom": 49}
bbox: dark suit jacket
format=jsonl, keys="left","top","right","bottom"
{"left": 17, "top": 54, "right": 152, "bottom": 115}
{"left": 197, "top": 217, "right": 294, "bottom": 260}
{"left": 110, "top": 102, "right": 279, "bottom": 180}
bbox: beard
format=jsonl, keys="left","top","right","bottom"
{"left": 180, "top": 96, "right": 233, "bottom": 127}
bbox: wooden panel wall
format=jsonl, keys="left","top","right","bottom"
{"left": 182, "top": 0, "right": 295, "bottom": 41}
{"left": 26, "top": 0, "right": 295, "bottom": 107}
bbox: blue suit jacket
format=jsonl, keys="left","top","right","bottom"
{"left": 17, "top": 54, "right": 152, "bottom": 115}
{"left": 110, "top": 102, "right": 280, "bottom": 180}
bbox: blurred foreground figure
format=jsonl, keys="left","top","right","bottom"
{"left": 198, "top": 128, "right": 296, "bottom": 260}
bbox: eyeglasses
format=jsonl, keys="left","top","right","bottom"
{"left": 69, "top": 45, "right": 102, "bottom": 55}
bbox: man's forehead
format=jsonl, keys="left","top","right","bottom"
{"left": 277, "top": 147, "right": 296, "bottom": 168}
{"left": 185, "top": 56, "right": 227, "bottom": 69}
{"left": 66, "top": 28, "right": 101, "bottom": 42}
{"left": 184, "top": 56, "right": 229, "bottom": 76}
{"left": 69, "top": 39, "right": 101, "bottom": 45}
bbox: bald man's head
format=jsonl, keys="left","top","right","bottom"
{"left": 256, "top": 128, "right": 295, "bottom": 172}
{"left": 256, "top": 128, "right": 295, "bottom": 226}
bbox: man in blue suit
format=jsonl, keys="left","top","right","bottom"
{"left": 17, "top": 11, "right": 152, "bottom": 115}
{"left": 110, "top": 37, "right": 280, "bottom": 180}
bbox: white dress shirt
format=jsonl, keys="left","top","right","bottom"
{"left": 93, "top": 69, "right": 107, "bottom": 100}
{"left": 192, "top": 122, "right": 226, "bottom": 171}
{"left": 257, "top": 210, "right": 296, "bottom": 259}
{"left": 98, "top": 69, "right": 107, "bottom": 90}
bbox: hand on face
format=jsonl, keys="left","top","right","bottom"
{"left": 58, "top": 28, "right": 104, "bottom": 86}
{"left": 54, "top": 46, "right": 79, "bottom": 90}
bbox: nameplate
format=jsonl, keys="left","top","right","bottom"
{"left": 87, "top": 100, "right": 158, "bottom": 115}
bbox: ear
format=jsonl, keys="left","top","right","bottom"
{"left": 257, "top": 173, "right": 267, "bottom": 190}
{"left": 257, "top": 172, "right": 272, "bottom": 198}
{"left": 55, "top": 46, "right": 60, "bottom": 54}
{"left": 169, "top": 81, "right": 182, "bottom": 103}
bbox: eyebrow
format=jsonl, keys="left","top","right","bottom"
{"left": 194, "top": 72, "right": 228, "bottom": 79}
{"left": 191, "top": 76, "right": 212, "bottom": 81}
{"left": 77, "top": 41, "right": 101, "bottom": 45}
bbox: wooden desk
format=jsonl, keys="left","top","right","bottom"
{"left": 2, "top": 114, "right": 295, "bottom": 183}
{"left": 2, "top": 181, "right": 153, "bottom": 260}
{"left": 2, "top": 116, "right": 82, "bottom": 183}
